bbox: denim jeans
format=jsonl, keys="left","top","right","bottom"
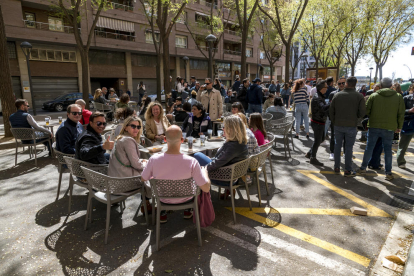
{"left": 308, "top": 122, "right": 325, "bottom": 158}
{"left": 360, "top": 128, "right": 394, "bottom": 174}
{"left": 367, "top": 137, "right": 383, "bottom": 168}
{"left": 330, "top": 124, "right": 345, "bottom": 154}
{"left": 397, "top": 133, "right": 414, "bottom": 166}
{"left": 193, "top": 152, "right": 236, "bottom": 186}
{"left": 247, "top": 103, "right": 262, "bottom": 114}
{"left": 294, "top": 103, "right": 309, "bottom": 134}
{"left": 334, "top": 126, "right": 357, "bottom": 172}
{"left": 282, "top": 95, "right": 290, "bottom": 108}
{"left": 325, "top": 117, "right": 331, "bottom": 136}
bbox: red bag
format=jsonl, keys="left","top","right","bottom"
{"left": 193, "top": 191, "right": 215, "bottom": 227}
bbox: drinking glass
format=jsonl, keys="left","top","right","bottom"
{"left": 200, "top": 135, "right": 206, "bottom": 146}
{"left": 188, "top": 136, "right": 193, "bottom": 150}
{"left": 207, "top": 129, "right": 212, "bottom": 139}
{"left": 182, "top": 133, "right": 187, "bottom": 141}
{"left": 58, "top": 117, "right": 62, "bottom": 124}
{"left": 45, "top": 118, "right": 50, "bottom": 126}
{"left": 217, "top": 130, "right": 223, "bottom": 137}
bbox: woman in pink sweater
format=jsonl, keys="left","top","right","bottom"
{"left": 249, "top": 113, "right": 269, "bottom": 146}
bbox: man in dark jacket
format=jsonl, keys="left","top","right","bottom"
{"left": 305, "top": 80, "right": 330, "bottom": 166}
{"left": 330, "top": 76, "right": 366, "bottom": 176}
{"left": 232, "top": 77, "right": 241, "bottom": 94}
{"left": 75, "top": 112, "right": 114, "bottom": 164}
{"left": 247, "top": 78, "right": 264, "bottom": 113}
{"left": 327, "top": 77, "right": 346, "bottom": 160}
{"left": 56, "top": 104, "right": 84, "bottom": 154}
{"left": 397, "top": 92, "right": 414, "bottom": 168}
{"left": 237, "top": 78, "right": 249, "bottom": 111}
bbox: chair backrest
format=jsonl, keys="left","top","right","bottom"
{"left": 10, "top": 128, "right": 36, "bottom": 141}
{"left": 267, "top": 111, "right": 285, "bottom": 120}
{"left": 261, "top": 113, "right": 273, "bottom": 120}
{"left": 82, "top": 167, "right": 143, "bottom": 194}
{"left": 267, "top": 121, "right": 292, "bottom": 135}
{"left": 64, "top": 156, "right": 107, "bottom": 179}
{"left": 224, "top": 103, "right": 232, "bottom": 112}
{"left": 52, "top": 142, "right": 74, "bottom": 165}
{"left": 249, "top": 147, "right": 271, "bottom": 170}
{"left": 208, "top": 157, "right": 251, "bottom": 181}
{"left": 141, "top": 136, "right": 153, "bottom": 147}
{"left": 259, "top": 133, "right": 275, "bottom": 151}
{"left": 94, "top": 102, "right": 104, "bottom": 111}
{"left": 149, "top": 178, "right": 198, "bottom": 200}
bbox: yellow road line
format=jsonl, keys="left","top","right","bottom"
{"left": 232, "top": 207, "right": 364, "bottom": 216}
{"left": 297, "top": 170, "right": 391, "bottom": 217}
{"left": 232, "top": 209, "right": 371, "bottom": 267}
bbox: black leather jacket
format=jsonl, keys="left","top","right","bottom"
{"left": 311, "top": 91, "right": 330, "bottom": 124}
{"left": 237, "top": 84, "right": 249, "bottom": 110}
{"left": 207, "top": 140, "right": 248, "bottom": 172}
{"left": 75, "top": 125, "right": 107, "bottom": 164}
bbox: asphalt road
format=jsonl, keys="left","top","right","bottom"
{"left": 0, "top": 129, "right": 412, "bottom": 275}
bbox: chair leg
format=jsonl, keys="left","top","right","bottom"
{"left": 152, "top": 198, "right": 156, "bottom": 226}
{"left": 244, "top": 177, "right": 252, "bottom": 211}
{"left": 286, "top": 137, "right": 291, "bottom": 158}
{"left": 105, "top": 201, "right": 111, "bottom": 244}
{"left": 156, "top": 206, "right": 161, "bottom": 250}
{"left": 263, "top": 165, "right": 270, "bottom": 196}
{"left": 56, "top": 167, "right": 63, "bottom": 201}
{"left": 218, "top": 187, "right": 221, "bottom": 200}
{"left": 230, "top": 185, "right": 237, "bottom": 224}
{"left": 194, "top": 202, "right": 202, "bottom": 247}
{"left": 68, "top": 178, "right": 73, "bottom": 215}
{"left": 84, "top": 193, "right": 92, "bottom": 230}
{"left": 269, "top": 155, "right": 275, "bottom": 186}
{"left": 34, "top": 144, "right": 37, "bottom": 167}
{"left": 142, "top": 195, "right": 149, "bottom": 225}
{"left": 256, "top": 171, "right": 262, "bottom": 207}
{"left": 14, "top": 144, "right": 18, "bottom": 166}
{"left": 290, "top": 130, "right": 296, "bottom": 151}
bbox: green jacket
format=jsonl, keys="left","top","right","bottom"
{"left": 329, "top": 88, "right": 366, "bottom": 127}
{"left": 366, "top": 88, "right": 405, "bottom": 130}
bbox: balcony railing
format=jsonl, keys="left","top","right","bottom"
{"left": 198, "top": 45, "right": 218, "bottom": 52}
{"left": 246, "top": 53, "right": 253, "bottom": 57}
{"left": 110, "top": 2, "right": 134, "bottom": 11}
{"left": 95, "top": 30, "right": 135, "bottom": 41}
{"left": 23, "top": 20, "right": 78, "bottom": 33}
{"left": 224, "top": 29, "right": 239, "bottom": 36}
{"left": 224, "top": 49, "right": 241, "bottom": 56}
{"left": 196, "top": 0, "right": 218, "bottom": 9}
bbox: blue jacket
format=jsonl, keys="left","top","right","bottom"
{"left": 182, "top": 113, "right": 212, "bottom": 138}
{"left": 56, "top": 118, "right": 84, "bottom": 154}
{"left": 9, "top": 110, "right": 31, "bottom": 129}
{"left": 269, "top": 84, "right": 277, "bottom": 93}
{"left": 247, "top": 83, "right": 263, "bottom": 105}
{"left": 232, "top": 81, "right": 241, "bottom": 93}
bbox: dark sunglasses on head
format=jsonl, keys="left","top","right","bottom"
{"left": 96, "top": 121, "right": 107, "bottom": 127}
{"left": 128, "top": 124, "right": 141, "bottom": 130}
{"left": 71, "top": 112, "right": 82, "bottom": 116}
{"left": 338, "top": 82, "right": 345, "bottom": 85}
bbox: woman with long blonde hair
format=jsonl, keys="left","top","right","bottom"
{"left": 93, "top": 88, "right": 108, "bottom": 104}
{"left": 144, "top": 101, "right": 171, "bottom": 143}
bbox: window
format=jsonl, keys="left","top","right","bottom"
{"left": 145, "top": 31, "right": 160, "bottom": 44}
{"left": 48, "top": 17, "right": 63, "bottom": 32}
{"left": 7, "top": 42, "right": 17, "bottom": 59}
{"left": 89, "top": 50, "right": 125, "bottom": 65}
{"left": 177, "top": 12, "right": 186, "bottom": 24}
{"left": 246, "top": 48, "right": 253, "bottom": 57}
{"left": 234, "top": 64, "right": 241, "bottom": 71}
{"left": 216, "top": 62, "right": 231, "bottom": 71}
{"left": 189, "top": 59, "right": 208, "bottom": 70}
{"left": 29, "top": 48, "right": 77, "bottom": 62}
{"left": 175, "top": 35, "right": 187, "bottom": 48}
{"left": 131, "top": 53, "right": 157, "bottom": 67}
{"left": 260, "top": 51, "right": 265, "bottom": 60}
{"left": 25, "top": 12, "right": 36, "bottom": 28}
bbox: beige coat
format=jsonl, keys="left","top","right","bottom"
{"left": 145, "top": 115, "right": 171, "bottom": 142}
{"left": 197, "top": 88, "right": 223, "bottom": 121}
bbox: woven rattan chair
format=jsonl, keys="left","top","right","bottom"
{"left": 63, "top": 157, "right": 108, "bottom": 215}
{"left": 94, "top": 102, "right": 113, "bottom": 117}
{"left": 52, "top": 142, "right": 74, "bottom": 201}
{"left": 246, "top": 147, "right": 272, "bottom": 208}
{"left": 259, "top": 133, "right": 276, "bottom": 186}
{"left": 267, "top": 121, "right": 294, "bottom": 157}
{"left": 82, "top": 167, "right": 148, "bottom": 244}
{"left": 149, "top": 178, "right": 201, "bottom": 250}
{"left": 208, "top": 157, "right": 251, "bottom": 224}
{"left": 11, "top": 128, "right": 52, "bottom": 166}
{"left": 261, "top": 112, "right": 273, "bottom": 129}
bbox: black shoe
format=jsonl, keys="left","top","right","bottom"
{"left": 334, "top": 167, "right": 341, "bottom": 174}
{"left": 344, "top": 170, "right": 356, "bottom": 177}
{"left": 305, "top": 152, "right": 311, "bottom": 159}
{"left": 306, "top": 134, "right": 310, "bottom": 139}
{"left": 310, "top": 157, "right": 324, "bottom": 166}
{"left": 294, "top": 135, "right": 299, "bottom": 139}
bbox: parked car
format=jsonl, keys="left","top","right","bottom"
{"left": 148, "top": 90, "right": 166, "bottom": 103}
{"left": 42, "top": 93, "right": 94, "bottom": 111}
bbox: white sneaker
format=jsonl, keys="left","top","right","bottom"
{"left": 329, "top": 153, "right": 334, "bottom": 161}
{"left": 398, "top": 164, "right": 406, "bottom": 169}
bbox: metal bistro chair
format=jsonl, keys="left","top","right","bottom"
{"left": 82, "top": 167, "right": 148, "bottom": 244}
{"left": 149, "top": 178, "right": 202, "bottom": 251}
{"left": 63, "top": 157, "right": 108, "bottom": 215}
{"left": 208, "top": 157, "right": 251, "bottom": 224}
{"left": 10, "top": 128, "right": 53, "bottom": 166}
{"left": 261, "top": 112, "right": 273, "bottom": 129}
{"left": 259, "top": 133, "right": 276, "bottom": 187}
{"left": 52, "top": 142, "right": 74, "bottom": 201}
{"left": 94, "top": 102, "right": 113, "bottom": 117}
{"left": 246, "top": 147, "right": 272, "bottom": 208}
{"left": 267, "top": 121, "right": 294, "bottom": 158}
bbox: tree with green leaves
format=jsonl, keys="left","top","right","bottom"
{"left": 259, "top": 0, "right": 308, "bottom": 83}
{"left": 140, "top": 0, "right": 187, "bottom": 100}
{"left": 56, "top": 0, "right": 111, "bottom": 105}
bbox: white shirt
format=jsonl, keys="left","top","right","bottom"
{"left": 306, "top": 85, "right": 312, "bottom": 95}
{"left": 154, "top": 120, "right": 165, "bottom": 135}
{"left": 310, "top": 87, "right": 317, "bottom": 98}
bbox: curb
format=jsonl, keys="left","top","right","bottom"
{"left": 403, "top": 235, "right": 414, "bottom": 276}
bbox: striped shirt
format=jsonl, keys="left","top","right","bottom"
{"left": 293, "top": 88, "right": 309, "bottom": 104}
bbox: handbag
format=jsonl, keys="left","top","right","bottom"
{"left": 193, "top": 191, "right": 215, "bottom": 227}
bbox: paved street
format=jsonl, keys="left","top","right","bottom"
{"left": 0, "top": 130, "right": 413, "bottom": 275}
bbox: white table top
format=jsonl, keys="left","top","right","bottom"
{"left": 139, "top": 137, "right": 225, "bottom": 155}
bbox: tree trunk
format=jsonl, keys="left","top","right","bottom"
{"left": 270, "top": 63, "right": 273, "bottom": 81}
{"left": 284, "top": 43, "right": 290, "bottom": 83}
{"left": 374, "top": 64, "right": 379, "bottom": 83}
{"left": 351, "top": 64, "right": 355, "bottom": 76}
{"left": 379, "top": 64, "right": 383, "bottom": 81}
{"left": 0, "top": 4, "right": 15, "bottom": 137}
{"left": 156, "top": 53, "right": 162, "bottom": 99}
{"left": 162, "top": 35, "right": 170, "bottom": 102}
{"left": 79, "top": 49, "right": 90, "bottom": 106}
{"left": 208, "top": 47, "right": 213, "bottom": 79}
{"left": 240, "top": 26, "right": 247, "bottom": 79}
{"left": 315, "top": 57, "right": 319, "bottom": 80}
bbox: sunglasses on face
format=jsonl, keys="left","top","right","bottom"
{"left": 338, "top": 82, "right": 345, "bottom": 85}
{"left": 96, "top": 121, "right": 107, "bottom": 127}
{"left": 71, "top": 112, "right": 82, "bottom": 116}
{"left": 25, "top": 105, "right": 30, "bottom": 107}
{"left": 204, "top": 82, "right": 211, "bottom": 85}
{"left": 128, "top": 124, "right": 141, "bottom": 130}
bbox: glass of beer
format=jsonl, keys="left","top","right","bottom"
{"left": 200, "top": 135, "right": 206, "bottom": 146}
{"left": 207, "top": 129, "right": 212, "bottom": 139}
{"left": 188, "top": 136, "right": 193, "bottom": 150}
{"left": 58, "top": 116, "right": 62, "bottom": 124}
{"left": 45, "top": 118, "right": 50, "bottom": 126}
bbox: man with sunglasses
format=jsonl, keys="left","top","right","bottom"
{"left": 75, "top": 111, "right": 114, "bottom": 164}
{"left": 197, "top": 78, "right": 223, "bottom": 121}
{"left": 9, "top": 99, "right": 53, "bottom": 156}
{"left": 55, "top": 104, "right": 84, "bottom": 154}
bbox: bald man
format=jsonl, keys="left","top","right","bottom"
{"left": 75, "top": 99, "right": 92, "bottom": 125}
{"left": 141, "top": 125, "right": 211, "bottom": 223}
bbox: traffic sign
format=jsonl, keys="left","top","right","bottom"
{"left": 412, "top": 46, "right": 414, "bottom": 55}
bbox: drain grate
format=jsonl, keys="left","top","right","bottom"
{"left": 388, "top": 195, "right": 414, "bottom": 211}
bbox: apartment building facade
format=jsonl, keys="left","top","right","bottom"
{"left": 2, "top": 0, "right": 285, "bottom": 108}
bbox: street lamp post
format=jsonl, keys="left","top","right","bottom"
{"left": 182, "top": 56, "right": 189, "bottom": 82}
{"left": 205, "top": 34, "right": 216, "bottom": 79}
{"left": 257, "top": 64, "right": 262, "bottom": 78}
{"left": 301, "top": 54, "right": 308, "bottom": 79}
{"left": 369, "top": 67, "right": 373, "bottom": 89}
{"left": 20, "top": 41, "right": 36, "bottom": 115}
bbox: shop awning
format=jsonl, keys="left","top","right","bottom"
{"left": 96, "top": 17, "right": 135, "bottom": 32}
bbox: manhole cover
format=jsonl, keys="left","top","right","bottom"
{"left": 388, "top": 195, "right": 414, "bottom": 211}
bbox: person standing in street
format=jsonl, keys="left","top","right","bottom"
{"left": 281, "top": 83, "right": 291, "bottom": 109}
{"left": 357, "top": 77, "right": 405, "bottom": 180}
{"left": 237, "top": 78, "right": 249, "bottom": 111}
{"left": 232, "top": 77, "right": 241, "bottom": 95}
{"left": 246, "top": 78, "right": 263, "bottom": 113}
{"left": 197, "top": 78, "right": 223, "bottom": 121}
{"left": 330, "top": 76, "right": 366, "bottom": 177}
{"left": 138, "top": 81, "right": 146, "bottom": 104}
{"left": 305, "top": 80, "right": 330, "bottom": 166}
{"left": 292, "top": 79, "right": 310, "bottom": 139}
{"left": 397, "top": 88, "right": 414, "bottom": 169}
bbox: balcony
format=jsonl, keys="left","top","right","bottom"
{"left": 224, "top": 49, "right": 241, "bottom": 56}
{"left": 224, "top": 29, "right": 240, "bottom": 36}
{"left": 110, "top": 2, "right": 134, "bottom": 11}
{"left": 197, "top": 45, "right": 218, "bottom": 52}
{"left": 95, "top": 30, "right": 135, "bottom": 41}
{"left": 23, "top": 20, "right": 78, "bottom": 34}
{"left": 196, "top": 0, "right": 217, "bottom": 9}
